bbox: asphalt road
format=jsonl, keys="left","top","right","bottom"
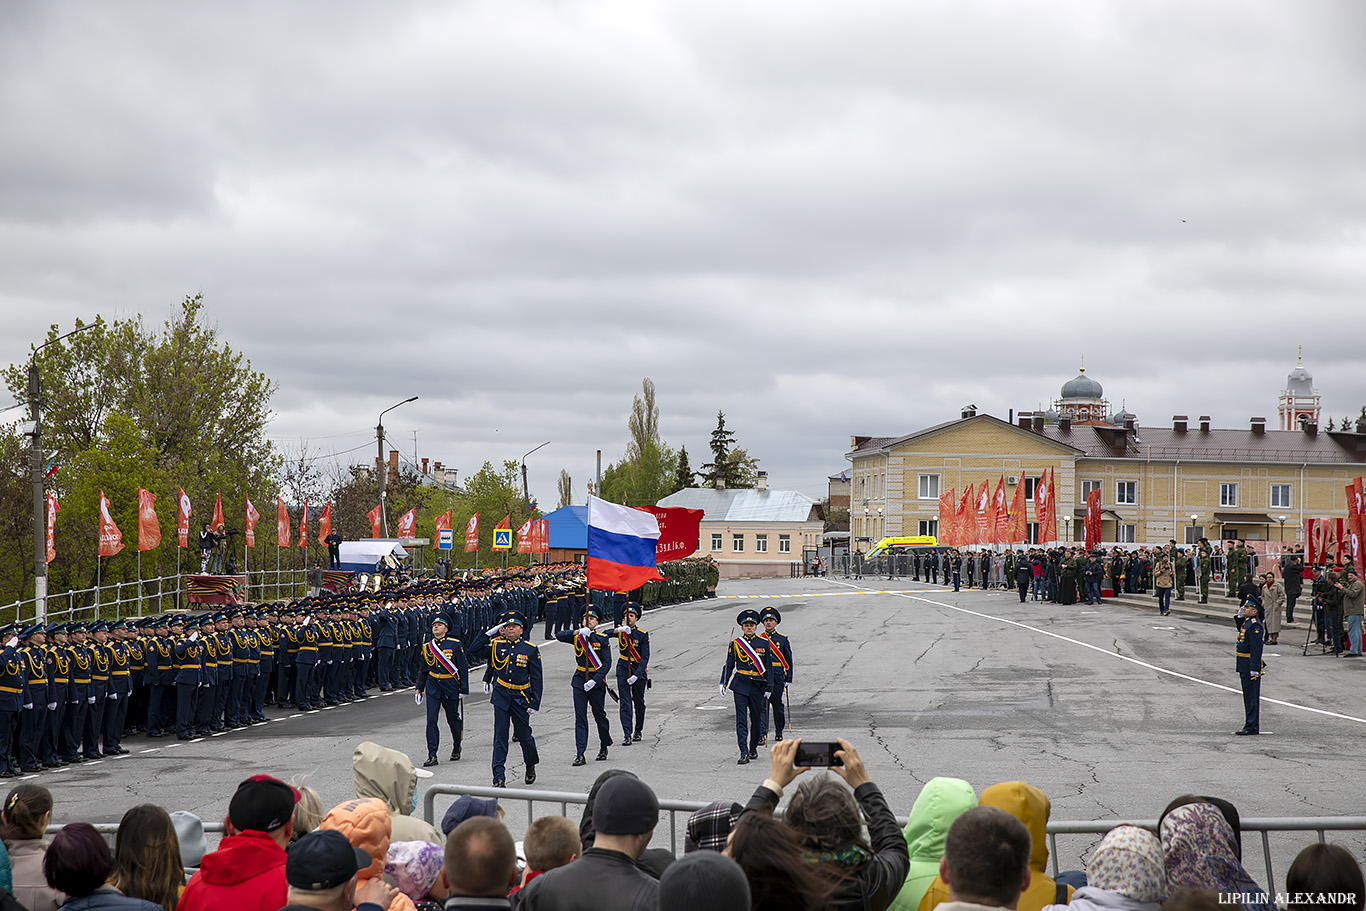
{"left": 37, "top": 576, "right": 1366, "bottom": 877}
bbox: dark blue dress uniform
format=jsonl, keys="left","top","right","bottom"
{"left": 417, "top": 618, "right": 469, "bottom": 766}
{"left": 482, "top": 611, "right": 542, "bottom": 787}
{"left": 101, "top": 623, "right": 133, "bottom": 755}
{"left": 144, "top": 619, "right": 175, "bottom": 737}
{"left": 554, "top": 608, "right": 613, "bottom": 764}
{"left": 45, "top": 623, "right": 72, "bottom": 765}
{"left": 172, "top": 623, "right": 205, "bottom": 740}
{"left": 287, "top": 618, "right": 320, "bottom": 710}
{"left": 0, "top": 625, "right": 26, "bottom": 777}
{"left": 1236, "top": 607, "right": 1265, "bottom": 735}
{"left": 62, "top": 624, "right": 94, "bottom": 762}
{"left": 721, "top": 610, "right": 780, "bottom": 763}
{"left": 614, "top": 605, "right": 650, "bottom": 745}
{"left": 757, "top": 607, "right": 793, "bottom": 743}
{"left": 81, "top": 622, "right": 110, "bottom": 760}
{"left": 19, "top": 625, "right": 52, "bottom": 773}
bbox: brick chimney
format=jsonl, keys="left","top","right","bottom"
{"left": 756, "top": 471, "right": 769, "bottom": 491}
{"left": 421, "top": 457, "right": 429, "bottom": 474}
{"left": 388, "top": 450, "right": 399, "bottom": 484}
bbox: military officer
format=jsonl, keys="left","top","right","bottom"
{"left": 1198, "top": 538, "right": 1213, "bottom": 603}
{"left": 720, "top": 609, "right": 780, "bottom": 765}
{"left": 1227, "top": 540, "right": 1246, "bottom": 598}
{"left": 0, "top": 625, "right": 24, "bottom": 777}
{"left": 614, "top": 604, "right": 649, "bottom": 746}
{"left": 172, "top": 616, "right": 204, "bottom": 740}
{"left": 81, "top": 621, "right": 110, "bottom": 760}
{"left": 144, "top": 617, "right": 174, "bottom": 737}
{"left": 482, "top": 610, "right": 542, "bottom": 788}
{"left": 17, "top": 624, "right": 50, "bottom": 774}
{"left": 554, "top": 605, "right": 612, "bottom": 766}
{"left": 417, "top": 615, "right": 469, "bottom": 767}
{"left": 43, "top": 622, "right": 69, "bottom": 767}
{"left": 1235, "top": 600, "right": 1265, "bottom": 735}
{"left": 756, "top": 607, "right": 793, "bottom": 745}
{"left": 1174, "top": 548, "right": 1189, "bottom": 601}
{"left": 102, "top": 620, "right": 133, "bottom": 755}
{"left": 287, "top": 612, "right": 321, "bottom": 710}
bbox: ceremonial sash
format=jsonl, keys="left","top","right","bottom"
{"left": 761, "top": 633, "right": 790, "bottom": 672}
{"left": 425, "top": 640, "right": 460, "bottom": 677}
{"left": 618, "top": 631, "right": 643, "bottom": 663}
{"left": 577, "top": 633, "right": 603, "bottom": 671}
{"left": 733, "top": 636, "right": 765, "bottom": 672}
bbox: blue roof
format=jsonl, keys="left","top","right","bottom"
{"left": 544, "top": 504, "right": 588, "bottom": 549}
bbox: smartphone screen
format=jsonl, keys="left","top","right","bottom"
{"left": 794, "top": 741, "right": 843, "bottom": 767}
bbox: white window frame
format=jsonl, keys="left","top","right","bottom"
{"left": 1116, "top": 481, "right": 1137, "bottom": 505}
{"left": 1220, "top": 483, "right": 1238, "bottom": 508}
{"left": 710, "top": 533, "right": 722, "bottom": 552}
{"left": 918, "top": 474, "right": 940, "bottom": 500}
{"left": 732, "top": 533, "right": 744, "bottom": 553}
{"left": 755, "top": 534, "right": 768, "bottom": 553}
{"left": 917, "top": 519, "right": 939, "bottom": 537}
{"left": 1026, "top": 521, "right": 1039, "bottom": 544}
{"left": 1080, "top": 480, "right": 1102, "bottom": 502}
{"left": 778, "top": 534, "right": 791, "bottom": 553}
{"left": 1270, "top": 484, "right": 1292, "bottom": 509}
{"left": 1024, "top": 477, "right": 1039, "bottom": 499}
{"left": 1117, "top": 524, "right": 1136, "bottom": 543}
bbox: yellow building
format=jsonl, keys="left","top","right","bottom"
{"left": 657, "top": 482, "right": 824, "bottom": 578}
{"left": 846, "top": 368, "right": 1364, "bottom": 548}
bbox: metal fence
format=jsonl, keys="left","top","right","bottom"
{"left": 423, "top": 784, "right": 1366, "bottom": 890}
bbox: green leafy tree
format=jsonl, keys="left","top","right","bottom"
{"left": 600, "top": 378, "right": 678, "bottom": 506}
{"left": 673, "top": 446, "right": 693, "bottom": 492}
{"left": 698, "top": 412, "right": 761, "bottom": 489}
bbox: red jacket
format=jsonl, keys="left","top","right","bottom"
{"left": 176, "top": 830, "right": 287, "bottom": 911}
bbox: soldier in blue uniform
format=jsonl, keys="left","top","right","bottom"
{"left": 18, "top": 624, "right": 51, "bottom": 773}
{"left": 144, "top": 617, "right": 174, "bottom": 737}
{"left": 417, "top": 616, "right": 469, "bottom": 767}
{"left": 0, "top": 624, "right": 23, "bottom": 777}
{"left": 193, "top": 614, "right": 220, "bottom": 735}
{"left": 353, "top": 604, "right": 372, "bottom": 699}
{"left": 43, "top": 622, "right": 69, "bottom": 767}
{"left": 81, "top": 621, "right": 110, "bottom": 760}
{"left": 1235, "top": 600, "right": 1265, "bottom": 735}
{"left": 482, "top": 610, "right": 542, "bottom": 788}
{"left": 756, "top": 607, "right": 793, "bottom": 745}
{"left": 101, "top": 620, "right": 133, "bottom": 755}
{"left": 226, "top": 610, "right": 252, "bottom": 727}
{"left": 720, "top": 610, "right": 780, "bottom": 764}
{"left": 614, "top": 604, "right": 649, "bottom": 746}
{"left": 172, "top": 617, "right": 204, "bottom": 740}
{"left": 288, "top": 613, "right": 321, "bottom": 710}
{"left": 554, "top": 605, "right": 613, "bottom": 766}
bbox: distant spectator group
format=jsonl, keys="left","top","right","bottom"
{"left": 0, "top": 736, "right": 1357, "bottom": 911}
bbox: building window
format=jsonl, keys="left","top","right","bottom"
{"left": 732, "top": 534, "right": 744, "bottom": 552}
{"left": 918, "top": 474, "right": 940, "bottom": 500}
{"left": 918, "top": 519, "right": 939, "bottom": 537}
{"left": 778, "top": 534, "right": 790, "bottom": 553}
{"left": 1024, "top": 477, "right": 1039, "bottom": 499}
{"left": 1118, "top": 524, "right": 1136, "bottom": 543}
{"left": 711, "top": 533, "right": 722, "bottom": 552}
{"left": 755, "top": 534, "right": 768, "bottom": 553}
{"left": 1185, "top": 525, "right": 1204, "bottom": 545}
{"left": 1080, "top": 480, "right": 1101, "bottom": 502}
{"left": 1220, "top": 483, "right": 1238, "bottom": 507}
{"left": 1116, "top": 481, "right": 1136, "bottom": 505}
{"left": 1026, "top": 522, "right": 1039, "bottom": 544}
{"left": 1270, "top": 484, "right": 1292, "bottom": 508}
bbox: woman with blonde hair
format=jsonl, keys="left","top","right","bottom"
{"left": 108, "top": 804, "right": 185, "bottom": 911}
{"left": 0, "top": 784, "right": 63, "bottom": 911}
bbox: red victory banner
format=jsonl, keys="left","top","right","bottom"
{"left": 98, "top": 489, "right": 123, "bottom": 556}
{"left": 211, "top": 491, "right": 225, "bottom": 532}
{"left": 975, "top": 483, "right": 991, "bottom": 544}
{"left": 1035, "top": 468, "right": 1056, "bottom": 544}
{"left": 46, "top": 493, "right": 59, "bottom": 563}
{"left": 1007, "top": 477, "right": 1028, "bottom": 543}
{"left": 1347, "top": 478, "right": 1365, "bottom": 576}
{"left": 534, "top": 518, "right": 550, "bottom": 553}
{"left": 245, "top": 497, "right": 260, "bottom": 547}
{"left": 992, "top": 475, "right": 1009, "bottom": 544}
{"left": 1084, "top": 487, "right": 1102, "bottom": 550}
{"left": 137, "top": 489, "right": 161, "bottom": 552}
{"left": 464, "top": 513, "right": 479, "bottom": 552}
{"left": 396, "top": 508, "right": 417, "bottom": 539}
{"left": 317, "top": 502, "right": 332, "bottom": 545}
{"left": 434, "top": 510, "right": 452, "bottom": 535}
{"left": 177, "top": 488, "right": 192, "bottom": 548}
{"left": 1305, "top": 518, "right": 1346, "bottom": 567}
{"left": 367, "top": 503, "right": 382, "bottom": 538}
{"left": 957, "top": 484, "right": 976, "bottom": 546}
{"left": 277, "top": 498, "right": 291, "bottom": 547}
{"left": 938, "top": 488, "right": 956, "bottom": 545}
{"left": 635, "top": 505, "right": 704, "bottom": 560}
{"left": 516, "top": 517, "right": 534, "bottom": 553}
{"left": 299, "top": 499, "right": 309, "bottom": 548}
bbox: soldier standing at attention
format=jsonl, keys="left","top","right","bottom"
{"left": 1235, "top": 600, "right": 1265, "bottom": 735}
{"left": 1227, "top": 540, "right": 1246, "bottom": 598}
{"left": 1174, "top": 547, "right": 1189, "bottom": 601}
{"left": 418, "top": 615, "right": 468, "bottom": 767}
{"left": 1198, "top": 538, "right": 1213, "bottom": 604}
{"left": 756, "top": 607, "right": 792, "bottom": 746}
{"left": 554, "top": 605, "right": 612, "bottom": 766}
{"left": 720, "top": 610, "right": 779, "bottom": 765}
{"left": 483, "top": 610, "right": 542, "bottom": 788}
{"left": 614, "top": 604, "right": 649, "bottom": 746}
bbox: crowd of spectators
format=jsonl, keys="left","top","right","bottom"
{"left": 0, "top": 738, "right": 1358, "bottom": 911}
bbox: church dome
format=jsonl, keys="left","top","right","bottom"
{"left": 1286, "top": 365, "right": 1313, "bottom": 396}
{"left": 1061, "top": 368, "right": 1103, "bottom": 400}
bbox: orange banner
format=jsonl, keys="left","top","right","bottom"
{"left": 1007, "top": 477, "right": 1028, "bottom": 543}
{"left": 299, "top": 500, "right": 308, "bottom": 548}
{"left": 464, "top": 513, "right": 479, "bottom": 552}
{"left": 98, "top": 489, "right": 123, "bottom": 557}
{"left": 975, "top": 484, "right": 991, "bottom": 545}
{"left": 957, "top": 484, "right": 976, "bottom": 546}
{"left": 137, "top": 489, "right": 160, "bottom": 552}
{"left": 277, "top": 498, "right": 291, "bottom": 547}
{"left": 46, "top": 493, "right": 59, "bottom": 563}
{"left": 938, "top": 488, "right": 956, "bottom": 545}
{"left": 1036, "top": 468, "right": 1056, "bottom": 544}
{"left": 367, "top": 504, "right": 382, "bottom": 538}
{"left": 317, "top": 502, "right": 332, "bottom": 545}
{"left": 245, "top": 497, "right": 260, "bottom": 547}
{"left": 211, "top": 491, "right": 225, "bottom": 533}
{"left": 396, "top": 508, "right": 416, "bottom": 538}
{"left": 434, "top": 510, "right": 452, "bottom": 534}
{"left": 516, "top": 518, "right": 534, "bottom": 553}
{"left": 992, "top": 476, "right": 1009, "bottom": 544}
{"left": 1084, "top": 487, "right": 1102, "bottom": 550}
{"left": 177, "top": 488, "right": 191, "bottom": 548}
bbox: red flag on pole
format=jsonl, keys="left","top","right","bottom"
{"left": 46, "top": 493, "right": 59, "bottom": 563}
{"left": 464, "top": 513, "right": 479, "bottom": 552}
{"left": 516, "top": 518, "right": 534, "bottom": 553}
{"left": 634, "top": 505, "right": 704, "bottom": 561}
{"left": 299, "top": 500, "right": 308, "bottom": 548}
{"left": 938, "top": 488, "right": 956, "bottom": 545}
{"left": 957, "top": 484, "right": 976, "bottom": 546}
{"left": 975, "top": 484, "right": 991, "bottom": 545}
{"left": 1007, "top": 477, "right": 1028, "bottom": 543}
{"left": 1346, "top": 477, "right": 1365, "bottom": 576}
{"left": 211, "top": 491, "right": 225, "bottom": 532}
{"left": 366, "top": 504, "right": 382, "bottom": 538}
{"left": 534, "top": 518, "right": 550, "bottom": 553}
{"left": 396, "top": 508, "right": 417, "bottom": 539}
{"left": 317, "top": 503, "right": 332, "bottom": 545}
{"left": 245, "top": 497, "right": 260, "bottom": 547}
{"left": 1036, "top": 469, "right": 1055, "bottom": 544}
{"left": 277, "top": 498, "right": 291, "bottom": 547}
{"left": 177, "top": 488, "right": 191, "bottom": 548}
{"left": 98, "top": 489, "right": 123, "bottom": 556}
{"left": 137, "top": 489, "right": 161, "bottom": 552}
{"left": 434, "top": 510, "right": 452, "bottom": 534}
{"left": 1085, "top": 487, "right": 1102, "bottom": 550}
{"left": 992, "top": 476, "right": 1009, "bottom": 544}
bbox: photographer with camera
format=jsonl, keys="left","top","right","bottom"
{"left": 739, "top": 738, "right": 909, "bottom": 911}
{"left": 1314, "top": 565, "right": 1344, "bottom": 653}
{"left": 1335, "top": 567, "right": 1363, "bottom": 657}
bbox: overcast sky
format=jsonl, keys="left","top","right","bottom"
{"left": 3, "top": 1, "right": 1363, "bottom": 505}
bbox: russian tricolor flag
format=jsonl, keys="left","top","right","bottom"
{"left": 587, "top": 495, "right": 666, "bottom": 593}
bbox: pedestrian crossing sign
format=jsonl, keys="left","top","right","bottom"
{"left": 492, "top": 528, "right": 512, "bottom": 550}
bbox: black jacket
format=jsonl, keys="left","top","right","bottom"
{"left": 518, "top": 847, "right": 658, "bottom": 911}
{"left": 743, "top": 780, "right": 911, "bottom": 911}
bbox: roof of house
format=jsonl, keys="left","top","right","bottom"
{"left": 656, "top": 488, "right": 820, "bottom": 523}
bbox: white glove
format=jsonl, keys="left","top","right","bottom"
{"left": 784, "top": 683, "right": 790, "bottom": 693}
{"left": 528, "top": 708, "right": 537, "bottom": 715}
{"left": 109, "top": 693, "right": 119, "bottom": 701}
{"left": 627, "top": 675, "right": 638, "bottom": 685}
{"left": 583, "top": 679, "right": 596, "bottom": 691}
{"left": 483, "top": 682, "right": 492, "bottom": 694}
{"left": 719, "top": 683, "right": 727, "bottom": 696}
{"left": 485, "top": 624, "right": 502, "bottom": 637}
{"left": 23, "top": 703, "right": 32, "bottom": 710}
{"left": 5, "top": 637, "right": 17, "bottom": 648}
{"left": 305, "top": 617, "right": 313, "bottom": 626}
{"left": 577, "top": 627, "right": 591, "bottom": 636}
{"left": 414, "top": 692, "right": 423, "bottom": 705}
{"left": 327, "top": 660, "right": 333, "bottom": 665}
{"left": 189, "top": 631, "right": 199, "bottom": 641}
{"left": 616, "top": 625, "right": 631, "bottom": 633}
{"left": 46, "top": 702, "right": 56, "bottom": 710}
{"left": 87, "top": 696, "right": 95, "bottom": 704}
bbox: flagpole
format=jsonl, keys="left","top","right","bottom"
{"left": 137, "top": 550, "right": 142, "bottom": 613}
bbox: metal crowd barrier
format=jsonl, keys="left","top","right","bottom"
{"left": 425, "top": 784, "right": 1366, "bottom": 891}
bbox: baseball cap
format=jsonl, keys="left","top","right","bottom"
{"left": 228, "top": 775, "right": 300, "bottom": 832}
{"left": 592, "top": 775, "right": 659, "bottom": 835}
{"left": 286, "top": 829, "right": 372, "bottom": 890}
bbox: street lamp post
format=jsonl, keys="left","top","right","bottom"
{"left": 376, "top": 396, "right": 419, "bottom": 537}
{"left": 1278, "top": 515, "right": 1288, "bottom": 543}
{"left": 28, "top": 322, "right": 96, "bottom": 622}
{"left": 520, "top": 441, "right": 550, "bottom": 565}
{"left": 1190, "top": 514, "right": 1199, "bottom": 545}
{"left": 1063, "top": 515, "right": 1072, "bottom": 542}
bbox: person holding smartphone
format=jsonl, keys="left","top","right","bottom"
{"left": 720, "top": 610, "right": 780, "bottom": 764}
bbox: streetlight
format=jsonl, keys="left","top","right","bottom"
{"left": 376, "top": 396, "right": 419, "bottom": 537}
{"left": 28, "top": 321, "right": 96, "bottom": 622}
{"left": 1063, "top": 515, "right": 1072, "bottom": 542}
{"left": 1190, "top": 514, "right": 1199, "bottom": 545}
{"left": 520, "top": 441, "right": 551, "bottom": 510}
{"left": 1278, "top": 515, "right": 1288, "bottom": 543}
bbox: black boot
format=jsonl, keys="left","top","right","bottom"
{"left": 450, "top": 746, "right": 461, "bottom": 761}
{"left": 423, "top": 755, "right": 438, "bottom": 767}
{"left": 572, "top": 754, "right": 586, "bottom": 767}
{"left": 524, "top": 764, "right": 536, "bottom": 785}
{"left": 737, "top": 753, "right": 750, "bottom": 764}
{"left": 595, "top": 745, "right": 609, "bottom": 761}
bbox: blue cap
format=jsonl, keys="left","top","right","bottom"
{"left": 736, "top": 610, "right": 760, "bottom": 625}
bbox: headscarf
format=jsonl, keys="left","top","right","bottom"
{"left": 1161, "top": 804, "right": 1273, "bottom": 911}
{"left": 1088, "top": 825, "right": 1165, "bottom": 903}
